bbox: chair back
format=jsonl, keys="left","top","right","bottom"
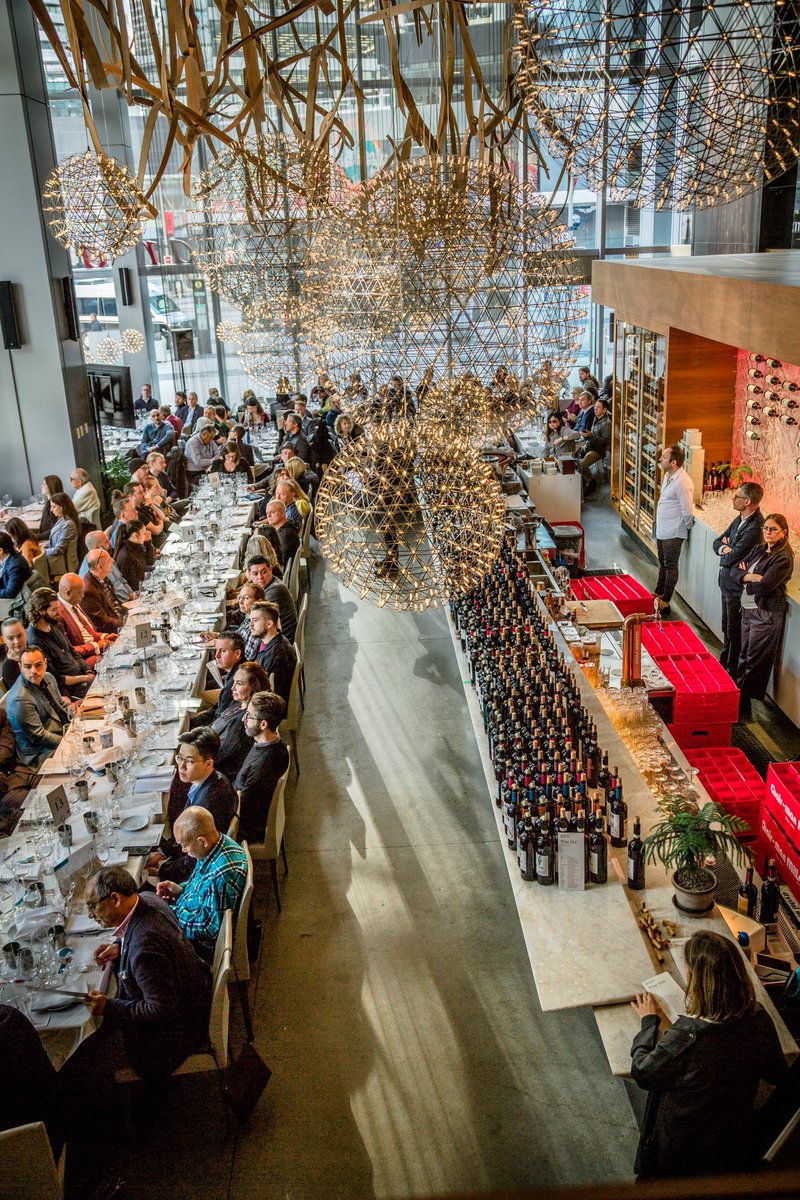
{"left": 209, "top": 910, "right": 233, "bottom": 1069}
{"left": 280, "top": 656, "right": 303, "bottom": 734}
{"left": 261, "top": 756, "right": 290, "bottom": 860}
{"left": 301, "top": 506, "right": 313, "bottom": 561}
{"left": 232, "top": 841, "right": 254, "bottom": 983}
{"left": 31, "top": 552, "right": 50, "bottom": 584}
{"left": 293, "top": 593, "right": 308, "bottom": 664}
{"left": 0, "top": 1121, "right": 62, "bottom": 1199}
{"left": 287, "top": 551, "right": 301, "bottom": 604}
{"left": 0, "top": 599, "right": 13, "bottom": 621}
{"left": 227, "top": 812, "right": 240, "bottom": 840}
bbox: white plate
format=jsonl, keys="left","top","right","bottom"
{"left": 138, "top": 752, "right": 165, "bottom": 768}
{"left": 119, "top": 814, "right": 149, "bottom": 832}
{"left": 30, "top": 993, "right": 82, "bottom": 1013}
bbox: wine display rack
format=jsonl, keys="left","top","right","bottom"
{"left": 614, "top": 322, "right": 665, "bottom": 540}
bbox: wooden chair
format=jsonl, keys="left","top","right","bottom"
{"left": 279, "top": 656, "right": 302, "bottom": 775}
{"left": 286, "top": 550, "right": 301, "bottom": 606}
{"left": 31, "top": 551, "right": 50, "bottom": 584}
{"left": 293, "top": 592, "right": 308, "bottom": 708}
{"left": 115, "top": 911, "right": 233, "bottom": 1083}
{"left": 231, "top": 840, "right": 255, "bottom": 1041}
{"left": 0, "top": 1121, "right": 62, "bottom": 1200}
{"left": 299, "top": 505, "right": 314, "bottom": 587}
{"left": 249, "top": 759, "right": 291, "bottom": 913}
{"left": 227, "top": 812, "right": 240, "bottom": 840}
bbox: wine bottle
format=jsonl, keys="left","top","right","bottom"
{"left": 589, "top": 813, "right": 608, "bottom": 884}
{"left": 763, "top": 405, "right": 779, "bottom": 418}
{"left": 609, "top": 779, "right": 628, "bottom": 848}
{"left": 781, "top": 414, "right": 798, "bottom": 426}
{"left": 765, "top": 375, "right": 782, "bottom": 387}
{"left": 747, "top": 384, "right": 764, "bottom": 395}
{"left": 760, "top": 859, "right": 780, "bottom": 923}
{"left": 783, "top": 398, "right": 799, "bottom": 409}
{"left": 535, "top": 815, "right": 555, "bottom": 885}
{"left": 627, "top": 817, "right": 645, "bottom": 890}
{"left": 767, "top": 359, "right": 782, "bottom": 368}
{"left": 748, "top": 368, "right": 764, "bottom": 378}
{"left": 783, "top": 380, "right": 799, "bottom": 392}
{"left": 749, "top": 353, "right": 766, "bottom": 363}
{"left": 737, "top": 866, "right": 758, "bottom": 918}
{"left": 746, "top": 399, "right": 763, "bottom": 410}
{"left": 518, "top": 813, "right": 535, "bottom": 882}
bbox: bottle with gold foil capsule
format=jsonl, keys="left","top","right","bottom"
{"left": 609, "top": 773, "right": 628, "bottom": 848}
{"left": 518, "top": 811, "right": 535, "bottom": 882}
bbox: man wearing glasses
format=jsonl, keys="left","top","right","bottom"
{"left": 712, "top": 482, "right": 764, "bottom": 673}
{"left": 146, "top": 727, "right": 236, "bottom": 884}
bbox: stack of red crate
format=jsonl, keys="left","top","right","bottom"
{"left": 757, "top": 762, "right": 800, "bottom": 903}
{"left": 684, "top": 748, "right": 762, "bottom": 841}
{"left": 571, "top": 573, "right": 655, "bottom": 618}
{"left": 642, "top": 621, "right": 739, "bottom": 749}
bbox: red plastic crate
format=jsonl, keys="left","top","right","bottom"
{"left": 756, "top": 805, "right": 800, "bottom": 904}
{"left": 571, "top": 573, "right": 654, "bottom": 618}
{"left": 642, "top": 620, "right": 709, "bottom": 658}
{"left": 668, "top": 721, "right": 733, "bottom": 751}
{"left": 655, "top": 656, "right": 739, "bottom": 723}
{"left": 765, "top": 762, "right": 800, "bottom": 842}
{"left": 684, "top": 748, "right": 761, "bottom": 841}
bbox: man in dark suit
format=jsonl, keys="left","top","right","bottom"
{"left": 81, "top": 868, "right": 210, "bottom": 1081}
{"left": 236, "top": 690, "right": 290, "bottom": 843}
{"left": 147, "top": 726, "right": 237, "bottom": 883}
{"left": 279, "top": 413, "right": 311, "bottom": 464}
{"left": 712, "top": 481, "right": 765, "bottom": 673}
{"left": 82, "top": 548, "right": 125, "bottom": 633}
{"left": 5, "top": 646, "right": 71, "bottom": 767}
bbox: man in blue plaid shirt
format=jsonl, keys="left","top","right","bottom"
{"left": 156, "top": 806, "right": 247, "bottom": 962}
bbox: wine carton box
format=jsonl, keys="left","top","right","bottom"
{"left": 757, "top": 806, "right": 800, "bottom": 905}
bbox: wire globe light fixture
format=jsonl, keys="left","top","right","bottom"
{"left": 119, "top": 328, "right": 145, "bottom": 354}
{"left": 188, "top": 131, "right": 348, "bottom": 308}
{"left": 514, "top": 0, "right": 800, "bottom": 211}
{"left": 93, "top": 336, "right": 123, "bottom": 364}
{"left": 42, "top": 151, "right": 150, "bottom": 259}
{"left": 315, "top": 427, "right": 506, "bottom": 612}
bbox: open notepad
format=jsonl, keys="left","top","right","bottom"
{"left": 642, "top": 972, "right": 687, "bottom": 1024}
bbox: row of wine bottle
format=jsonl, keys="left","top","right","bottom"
{"left": 451, "top": 533, "right": 646, "bottom": 890}
{"left": 736, "top": 861, "right": 781, "bottom": 924}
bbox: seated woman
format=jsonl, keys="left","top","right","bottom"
{"left": 230, "top": 582, "right": 265, "bottom": 657}
{"left": 334, "top": 413, "right": 364, "bottom": 454}
{"left": 209, "top": 441, "right": 251, "bottom": 477}
{"left": 39, "top": 474, "right": 63, "bottom": 541}
{"left": 42, "top": 492, "right": 80, "bottom": 570}
{"left": 543, "top": 413, "right": 578, "bottom": 460}
{"left": 630, "top": 929, "right": 786, "bottom": 1179}
{"left": 5, "top": 518, "right": 41, "bottom": 568}
{"left": 210, "top": 661, "right": 270, "bottom": 782}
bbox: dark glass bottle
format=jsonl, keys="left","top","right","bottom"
{"left": 609, "top": 778, "right": 628, "bottom": 848}
{"left": 737, "top": 867, "right": 758, "bottom": 918}
{"left": 518, "top": 814, "right": 535, "bottom": 882}
{"left": 589, "top": 813, "right": 608, "bottom": 885}
{"left": 535, "top": 815, "right": 555, "bottom": 886}
{"left": 627, "top": 816, "right": 645, "bottom": 890}
{"left": 760, "top": 859, "right": 780, "bottom": 923}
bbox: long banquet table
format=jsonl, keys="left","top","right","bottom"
{"left": 0, "top": 476, "right": 255, "bottom": 1065}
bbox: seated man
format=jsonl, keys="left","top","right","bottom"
{"left": 199, "top": 632, "right": 245, "bottom": 717}
{"left": 275, "top": 479, "right": 305, "bottom": 530}
{"left": 149, "top": 727, "right": 237, "bottom": 884}
{"left": 245, "top": 555, "right": 297, "bottom": 642}
{"left": 275, "top": 413, "right": 310, "bottom": 463}
{"left": 1, "top": 616, "right": 26, "bottom": 690}
{"left": 184, "top": 422, "right": 218, "bottom": 483}
{"left": 82, "top": 548, "right": 125, "bottom": 633}
{"left": 80, "top": 867, "right": 211, "bottom": 1082}
{"left": 69, "top": 467, "right": 101, "bottom": 525}
{"left": 249, "top": 601, "right": 297, "bottom": 705}
{"left": 5, "top": 646, "right": 70, "bottom": 767}
{"left": 263, "top": 499, "right": 300, "bottom": 564}
{"left": 0, "top": 704, "right": 38, "bottom": 835}
{"left": 236, "top": 690, "right": 290, "bottom": 843}
{"left": 138, "top": 407, "right": 176, "bottom": 458}
{"left": 577, "top": 397, "right": 612, "bottom": 496}
{"left": 58, "top": 573, "right": 116, "bottom": 668}
{"left": 156, "top": 807, "right": 247, "bottom": 963}
{"left": 80, "top": 530, "right": 134, "bottom": 604}
{"left": 0, "top": 530, "right": 32, "bottom": 600}
{"left": 27, "top": 586, "right": 94, "bottom": 697}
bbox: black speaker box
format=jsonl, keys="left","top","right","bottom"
{"left": 118, "top": 267, "right": 133, "bottom": 307}
{"left": 61, "top": 276, "right": 79, "bottom": 342}
{"left": 0, "top": 281, "right": 21, "bottom": 349}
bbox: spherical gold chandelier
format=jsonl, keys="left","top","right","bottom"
{"left": 188, "top": 131, "right": 348, "bottom": 307}
{"left": 119, "top": 328, "right": 145, "bottom": 354}
{"left": 93, "top": 336, "right": 123, "bottom": 364}
{"left": 515, "top": 0, "right": 800, "bottom": 211}
{"left": 315, "top": 426, "right": 505, "bottom": 611}
{"left": 42, "top": 151, "right": 150, "bottom": 259}
{"left": 236, "top": 297, "right": 311, "bottom": 389}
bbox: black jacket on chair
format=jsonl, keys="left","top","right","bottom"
{"left": 712, "top": 509, "right": 764, "bottom": 594}
{"left": 101, "top": 893, "right": 210, "bottom": 1080}
{"left": 631, "top": 1008, "right": 786, "bottom": 1178}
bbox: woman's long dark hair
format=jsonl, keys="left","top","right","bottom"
{"left": 49, "top": 492, "right": 81, "bottom": 528}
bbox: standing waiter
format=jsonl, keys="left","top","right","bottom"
{"left": 712, "top": 481, "right": 764, "bottom": 673}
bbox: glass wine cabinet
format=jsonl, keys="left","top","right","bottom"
{"left": 613, "top": 323, "right": 666, "bottom": 542}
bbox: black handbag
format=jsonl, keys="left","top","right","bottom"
{"left": 224, "top": 1042, "right": 272, "bottom": 1123}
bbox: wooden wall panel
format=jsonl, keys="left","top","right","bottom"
{"left": 664, "top": 329, "right": 737, "bottom": 464}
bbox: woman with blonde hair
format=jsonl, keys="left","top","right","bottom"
{"left": 630, "top": 930, "right": 786, "bottom": 1178}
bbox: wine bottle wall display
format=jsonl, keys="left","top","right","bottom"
{"left": 451, "top": 533, "right": 633, "bottom": 893}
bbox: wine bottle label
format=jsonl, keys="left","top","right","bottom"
{"left": 518, "top": 843, "right": 526, "bottom": 871}
{"left": 536, "top": 852, "right": 550, "bottom": 877}
{"left": 627, "top": 857, "right": 638, "bottom": 882}
{"left": 589, "top": 850, "right": 599, "bottom": 875}
{"left": 737, "top": 894, "right": 750, "bottom": 915}
{"left": 610, "top": 812, "right": 623, "bottom": 839}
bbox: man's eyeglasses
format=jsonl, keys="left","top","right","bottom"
{"left": 86, "top": 897, "right": 107, "bottom": 913}
{"left": 175, "top": 753, "right": 200, "bottom": 765}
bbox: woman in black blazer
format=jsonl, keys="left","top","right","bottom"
{"left": 630, "top": 931, "right": 786, "bottom": 1179}
{"left": 731, "top": 512, "right": 795, "bottom": 717}
{"left": 211, "top": 660, "right": 269, "bottom": 782}
{"left": 115, "top": 520, "right": 149, "bottom": 591}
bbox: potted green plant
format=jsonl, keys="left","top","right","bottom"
{"left": 728, "top": 463, "right": 754, "bottom": 486}
{"left": 643, "top": 795, "right": 752, "bottom": 915}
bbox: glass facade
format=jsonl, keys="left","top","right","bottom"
{"left": 38, "top": 0, "right": 692, "bottom": 417}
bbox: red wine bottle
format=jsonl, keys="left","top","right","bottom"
{"left": 737, "top": 866, "right": 757, "bottom": 918}
{"left": 535, "top": 815, "right": 555, "bottom": 886}
{"left": 760, "top": 859, "right": 780, "bottom": 923}
{"left": 589, "top": 813, "right": 608, "bottom": 884}
{"left": 627, "top": 816, "right": 645, "bottom": 890}
{"left": 609, "top": 778, "right": 628, "bottom": 848}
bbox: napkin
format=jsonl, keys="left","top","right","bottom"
{"left": 13, "top": 906, "right": 61, "bottom": 937}
{"left": 133, "top": 773, "right": 173, "bottom": 792}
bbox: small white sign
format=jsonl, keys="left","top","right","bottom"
{"left": 47, "top": 785, "right": 70, "bottom": 825}
{"left": 557, "top": 832, "right": 586, "bottom": 891}
{"left": 208, "top": 472, "right": 221, "bottom": 490}
{"left": 135, "top": 621, "right": 155, "bottom": 649}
